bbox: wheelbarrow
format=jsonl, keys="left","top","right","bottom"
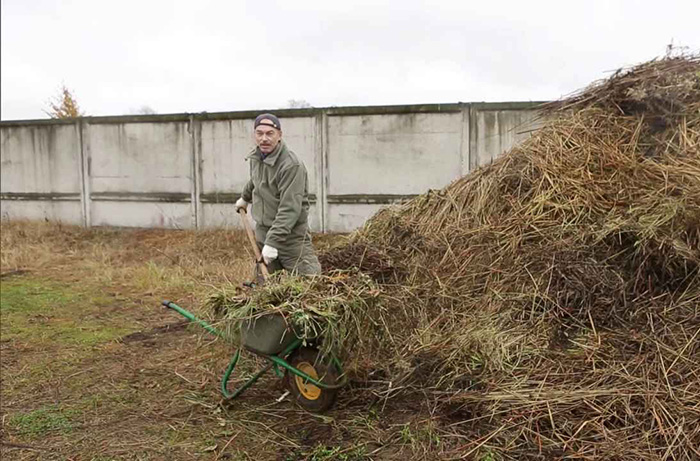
{"left": 161, "top": 209, "right": 346, "bottom": 412}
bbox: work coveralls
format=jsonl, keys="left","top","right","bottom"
{"left": 241, "top": 141, "right": 321, "bottom": 275}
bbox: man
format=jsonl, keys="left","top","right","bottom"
{"left": 235, "top": 113, "right": 322, "bottom": 276}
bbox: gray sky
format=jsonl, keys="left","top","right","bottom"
{"left": 2, "top": 0, "right": 698, "bottom": 120}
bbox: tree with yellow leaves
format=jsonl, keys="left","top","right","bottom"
{"left": 45, "top": 85, "right": 84, "bottom": 118}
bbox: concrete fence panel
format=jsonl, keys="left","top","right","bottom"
{"left": 85, "top": 121, "right": 194, "bottom": 229}
{"left": 325, "top": 110, "right": 464, "bottom": 232}
{"left": 199, "top": 118, "right": 255, "bottom": 228}
{"left": 470, "top": 103, "right": 545, "bottom": 169}
{"left": 0, "top": 122, "right": 84, "bottom": 224}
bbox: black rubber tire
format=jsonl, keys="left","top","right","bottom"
{"left": 284, "top": 347, "right": 338, "bottom": 413}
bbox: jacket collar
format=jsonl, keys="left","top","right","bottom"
{"left": 246, "top": 141, "right": 285, "bottom": 166}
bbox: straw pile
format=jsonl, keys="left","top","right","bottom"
{"left": 216, "top": 55, "right": 700, "bottom": 458}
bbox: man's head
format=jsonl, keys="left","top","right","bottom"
{"left": 254, "top": 113, "right": 282, "bottom": 155}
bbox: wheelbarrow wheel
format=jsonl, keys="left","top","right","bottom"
{"left": 284, "top": 346, "right": 338, "bottom": 412}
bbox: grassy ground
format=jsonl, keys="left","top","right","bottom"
{"left": 1, "top": 222, "right": 455, "bottom": 461}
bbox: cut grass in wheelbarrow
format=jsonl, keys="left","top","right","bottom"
{"left": 161, "top": 298, "right": 347, "bottom": 413}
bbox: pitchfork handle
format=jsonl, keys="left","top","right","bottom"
{"left": 238, "top": 209, "right": 270, "bottom": 279}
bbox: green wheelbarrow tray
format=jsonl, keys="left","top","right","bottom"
{"left": 161, "top": 300, "right": 347, "bottom": 408}
{"left": 240, "top": 314, "right": 310, "bottom": 355}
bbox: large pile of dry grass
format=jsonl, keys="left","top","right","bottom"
{"left": 218, "top": 55, "right": 700, "bottom": 458}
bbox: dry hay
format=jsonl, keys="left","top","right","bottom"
{"left": 214, "top": 54, "right": 700, "bottom": 459}
{"left": 207, "top": 270, "right": 383, "bottom": 363}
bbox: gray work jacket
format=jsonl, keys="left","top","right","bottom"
{"left": 241, "top": 141, "right": 311, "bottom": 248}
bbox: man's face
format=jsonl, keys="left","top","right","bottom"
{"left": 254, "top": 124, "right": 282, "bottom": 154}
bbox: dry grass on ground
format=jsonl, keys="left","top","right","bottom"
{"left": 1, "top": 221, "right": 454, "bottom": 461}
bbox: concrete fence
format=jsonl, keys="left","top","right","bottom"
{"left": 0, "top": 102, "right": 544, "bottom": 232}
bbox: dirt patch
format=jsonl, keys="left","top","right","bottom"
{"left": 119, "top": 320, "right": 190, "bottom": 344}
{"left": 0, "top": 270, "right": 30, "bottom": 280}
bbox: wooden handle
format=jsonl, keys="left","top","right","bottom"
{"left": 238, "top": 209, "right": 269, "bottom": 278}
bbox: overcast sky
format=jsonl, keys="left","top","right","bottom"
{"left": 1, "top": 0, "right": 698, "bottom": 120}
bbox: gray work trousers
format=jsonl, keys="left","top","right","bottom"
{"left": 255, "top": 223, "right": 322, "bottom": 276}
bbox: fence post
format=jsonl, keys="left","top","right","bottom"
{"left": 314, "top": 110, "right": 327, "bottom": 233}
{"left": 468, "top": 105, "right": 479, "bottom": 172}
{"left": 320, "top": 110, "right": 330, "bottom": 233}
{"left": 189, "top": 115, "right": 202, "bottom": 229}
{"left": 78, "top": 119, "right": 91, "bottom": 228}
{"left": 460, "top": 103, "right": 471, "bottom": 176}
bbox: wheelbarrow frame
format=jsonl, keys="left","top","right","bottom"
{"left": 162, "top": 300, "right": 347, "bottom": 400}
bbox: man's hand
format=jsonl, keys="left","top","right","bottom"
{"left": 262, "top": 245, "right": 278, "bottom": 265}
{"left": 235, "top": 198, "right": 249, "bottom": 213}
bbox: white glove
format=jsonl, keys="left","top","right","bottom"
{"left": 261, "top": 245, "right": 278, "bottom": 265}
{"left": 235, "top": 197, "right": 249, "bottom": 213}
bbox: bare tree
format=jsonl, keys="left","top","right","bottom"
{"left": 286, "top": 99, "right": 312, "bottom": 109}
{"left": 130, "top": 105, "right": 158, "bottom": 115}
{"left": 44, "top": 85, "right": 84, "bottom": 118}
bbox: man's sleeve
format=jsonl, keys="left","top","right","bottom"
{"left": 241, "top": 179, "right": 254, "bottom": 203}
{"left": 265, "top": 165, "right": 305, "bottom": 248}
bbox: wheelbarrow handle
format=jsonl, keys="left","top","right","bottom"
{"left": 238, "top": 208, "right": 270, "bottom": 279}
{"left": 162, "top": 300, "right": 226, "bottom": 338}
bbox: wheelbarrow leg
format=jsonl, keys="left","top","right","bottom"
{"left": 221, "top": 350, "right": 275, "bottom": 399}
{"left": 220, "top": 339, "right": 303, "bottom": 400}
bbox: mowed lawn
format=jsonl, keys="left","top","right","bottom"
{"left": 1, "top": 222, "right": 447, "bottom": 461}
